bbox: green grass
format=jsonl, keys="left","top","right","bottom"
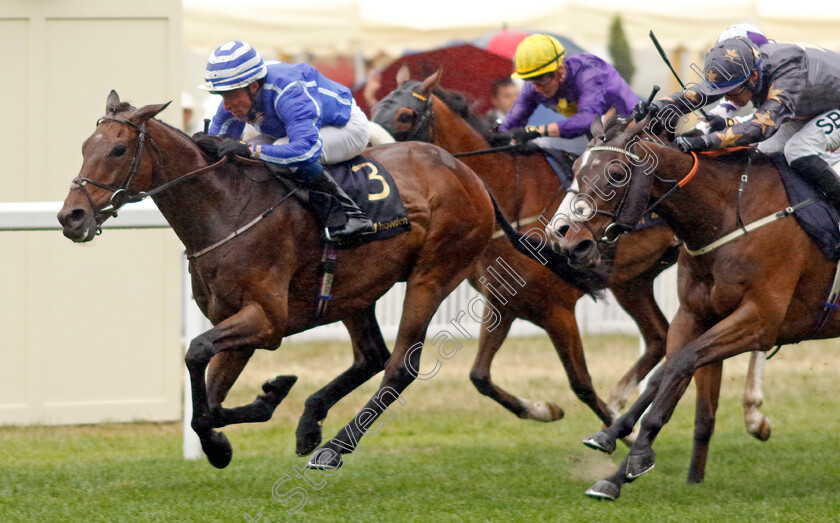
{"left": 1, "top": 334, "right": 839, "bottom": 522}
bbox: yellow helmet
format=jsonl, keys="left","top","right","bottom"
{"left": 512, "top": 34, "right": 566, "bottom": 80}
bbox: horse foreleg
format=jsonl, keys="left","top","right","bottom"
{"left": 469, "top": 308, "right": 564, "bottom": 421}
{"left": 207, "top": 348, "right": 297, "bottom": 428}
{"left": 295, "top": 307, "right": 391, "bottom": 457}
{"left": 743, "top": 351, "right": 771, "bottom": 441}
{"left": 624, "top": 304, "right": 771, "bottom": 481}
{"left": 687, "top": 361, "right": 722, "bottom": 484}
{"left": 583, "top": 361, "right": 667, "bottom": 454}
{"left": 610, "top": 276, "right": 669, "bottom": 415}
{"left": 185, "top": 303, "right": 277, "bottom": 469}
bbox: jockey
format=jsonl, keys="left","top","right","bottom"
{"left": 199, "top": 40, "right": 374, "bottom": 240}
{"left": 637, "top": 36, "right": 840, "bottom": 210}
{"left": 497, "top": 34, "right": 639, "bottom": 143}
{"left": 698, "top": 23, "right": 770, "bottom": 133}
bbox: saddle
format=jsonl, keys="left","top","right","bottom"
{"left": 771, "top": 154, "right": 840, "bottom": 260}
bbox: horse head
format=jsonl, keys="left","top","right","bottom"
{"left": 58, "top": 90, "right": 170, "bottom": 242}
{"left": 371, "top": 66, "right": 442, "bottom": 142}
{"left": 551, "top": 112, "right": 665, "bottom": 269}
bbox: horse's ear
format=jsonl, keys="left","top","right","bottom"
{"left": 106, "top": 90, "right": 121, "bottom": 114}
{"left": 418, "top": 68, "right": 443, "bottom": 97}
{"left": 396, "top": 64, "right": 411, "bottom": 86}
{"left": 603, "top": 106, "right": 618, "bottom": 127}
{"left": 133, "top": 101, "right": 172, "bottom": 125}
{"left": 590, "top": 114, "right": 604, "bottom": 137}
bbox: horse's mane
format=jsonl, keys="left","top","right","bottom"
{"left": 433, "top": 87, "right": 493, "bottom": 135}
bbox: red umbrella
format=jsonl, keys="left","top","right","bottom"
{"left": 354, "top": 44, "right": 513, "bottom": 118}
{"left": 484, "top": 29, "right": 530, "bottom": 59}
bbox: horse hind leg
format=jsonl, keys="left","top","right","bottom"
{"left": 295, "top": 307, "right": 391, "bottom": 456}
{"left": 687, "top": 362, "right": 722, "bottom": 484}
{"left": 309, "top": 263, "right": 474, "bottom": 469}
{"left": 185, "top": 303, "right": 278, "bottom": 469}
{"left": 742, "top": 351, "right": 771, "bottom": 441}
{"left": 469, "top": 307, "right": 564, "bottom": 422}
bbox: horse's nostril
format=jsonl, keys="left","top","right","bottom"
{"left": 61, "top": 208, "right": 88, "bottom": 228}
{"left": 557, "top": 224, "right": 570, "bottom": 238}
{"left": 572, "top": 239, "right": 595, "bottom": 255}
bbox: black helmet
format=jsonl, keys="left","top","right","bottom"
{"left": 699, "top": 37, "right": 761, "bottom": 96}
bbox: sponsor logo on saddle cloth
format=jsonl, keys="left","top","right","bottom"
{"left": 311, "top": 155, "right": 411, "bottom": 248}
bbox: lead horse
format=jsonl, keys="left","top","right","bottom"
{"left": 58, "top": 91, "right": 495, "bottom": 469}
{"left": 555, "top": 111, "right": 840, "bottom": 499}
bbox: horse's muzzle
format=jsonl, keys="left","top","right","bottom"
{"left": 57, "top": 206, "right": 97, "bottom": 242}
{"left": 557, "top": 237, "right": 601, "bottom": 270}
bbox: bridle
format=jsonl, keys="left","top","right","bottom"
{"left": 71, "top": 115, "right": 159, "bottom": 226}
{"left": 71, "top": 114, "right": 227, "bottom": 231}
{"left": 583, "top": 143, "right": 698, "bottom": 243}
{"left": 388, "top": 89, "right": 436, "bottom": 143}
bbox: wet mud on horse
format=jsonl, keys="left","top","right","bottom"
{"left": 58, "top": 91, "right": 495, "bottom": 469}
{"left": 556, "top": 112, "right": 839, "bottom": 500}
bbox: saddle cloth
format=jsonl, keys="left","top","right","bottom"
{"left": 772, "top": 154, "right": 840, "bottom": 260}
{"left": 310, "top": 155, "right": 411, "bottom": 248}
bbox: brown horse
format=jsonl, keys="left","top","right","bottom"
{"left": 57, "top": 91, "right": 495, "bottom": 469}
{"left": 371, "top": 68, "right": 679, "bottom": 427}
{"left": 555, "top": 112, "right": 840, "bottom": 500}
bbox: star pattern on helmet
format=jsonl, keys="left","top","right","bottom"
{"left": 767, "top": 83, "right": 785, "bottom": 104}
{"left": 715, "top": 127, "right": 743, "bottom": 148}
{"left": 706, "top": 69, "right": 719, "bottom": 83}
{"left": 753, "top": 111, "right": 775, "bottom": 133}
{"left": 724, "top": 48, "right": 740, "bottom": 62}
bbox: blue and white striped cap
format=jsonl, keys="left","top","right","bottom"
{"left": 199, "top": 40, "right": 267, "bottom": 92}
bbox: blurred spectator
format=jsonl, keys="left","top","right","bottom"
{"left": 485, "top": 77, "right": 520, "bottom": 127}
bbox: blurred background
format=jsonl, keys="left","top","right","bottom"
{"left": 2, "top": 0, "right": 839, "bottom": 428}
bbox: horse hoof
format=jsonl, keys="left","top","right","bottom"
{"left": 306, "top": 448, "right": 344, "bottom": 470}
{"left": 295, "top": 427, "right": 322, "bottom": 457}
{"left": 585, "top": 480, "right": 620, "bottom": 501}
{"left": 202, "top": 431, "right": 233, "bottom": 469}
{"left": 520, "top": 399, "right": 564, "bottom": 422}
{"left": 625, "top": 450, "right": 655, "bottom": 479}
{"left": 753, "top": 417, "right": 771, "bottom": 441}
{"left": 582, "top": 431, "right": 616, "bottom": 454}
{"left": 263, "top": 375, "right": 298, "bottom": 401}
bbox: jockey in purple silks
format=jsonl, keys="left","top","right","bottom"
{"left": 497, "top": 34, "right": 639, "bottom": 143}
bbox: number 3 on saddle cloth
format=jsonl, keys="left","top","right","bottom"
{"left": 308, "top": 156, "right": 411, "bottom": 248}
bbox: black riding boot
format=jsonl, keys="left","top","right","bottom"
{"left": 299, "top": 163, "right": 375, "bottom": 240}
{"left": 791, "top": 155, "right": 840, "bottom": 211}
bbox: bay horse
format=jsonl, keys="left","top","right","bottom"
{"left": 57, "top": 90, "right": 496, "bottom": 469}
{"left": 372, "top": 69, "right": 770, "bottom": 439}
{"left": 554, "top": 111, "right": 840, "bottom": 500}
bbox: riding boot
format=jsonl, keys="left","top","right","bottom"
{"left": 296, "top": 162, "right": 376, "bottom": 240}
{"left": 791, "top": 155, "right": 840, "bottom": 212}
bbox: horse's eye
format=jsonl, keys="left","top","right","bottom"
{"left": 397, "top": 112, "right": 415, "bottom": 124}
{"left": 110, "top": 145, "right": 127, "bottom": 157}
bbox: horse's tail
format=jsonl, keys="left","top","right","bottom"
{"left": 488, "top": 193, "right": 608, "bottom": 296}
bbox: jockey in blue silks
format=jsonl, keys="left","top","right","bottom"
{"left": 200, "top": 40, "right": 374, "bottom": 240}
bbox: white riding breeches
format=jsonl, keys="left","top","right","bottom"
{"left": 248, "top": 103, "right": 371, "bottom": 165}
{"left": 757, "top": 108, "right": 840, "bottom": 166}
